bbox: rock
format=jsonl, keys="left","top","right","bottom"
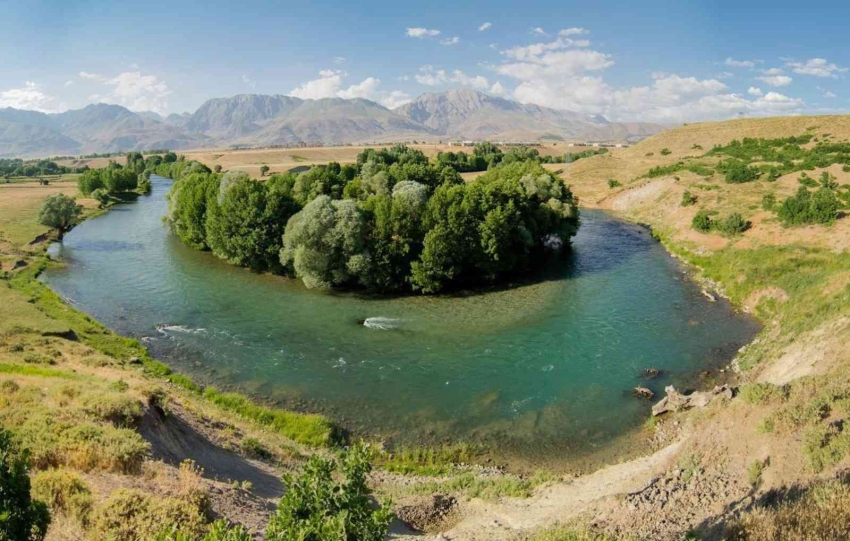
{"left": 643, "top": 367, "right": 661, "bottom": 379}
{"left": 634, "top": 387, "right": 654, "bottom": 399}
{"left": 128, "top": 356, "right": 142, "bottom": 365}
{"left": 652, "top": 385, "right": 733, "bottom": 416}
{"left": 396, "top": 494, "right": 457, "bottom": 532}
{"left": 701, "top": 289, "right": 716, "bottom": 302}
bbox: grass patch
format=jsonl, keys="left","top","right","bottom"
{"left": 747, "top": 458, "right": 768, "bottom": 486}
{"left": 739, "top": 383, "right": 786, "bottom": 405}
{"left": 376, "top": 443, "right": 478, "bottom": 476}
{"left": 409, "top": 471, "right": 554, "bottom": 500}
{"left": 203, "top": 387, "right": 335, "bottom": 448}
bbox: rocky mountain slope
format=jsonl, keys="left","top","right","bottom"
{"left": 1, "top": 90, "right": 665, "bottom": 158}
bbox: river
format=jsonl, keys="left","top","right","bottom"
{"left": 43, "top": 175, "right": 758, "bottom": 465}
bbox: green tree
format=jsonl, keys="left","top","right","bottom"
{"left": 0, "top": 429, "right": 51, "bottom": 541}
{"left": 37, "top": 193, "right": 82, "bottom": 237}
{"left": 280, "top": 196, "right": 371, "bottom": 289}
{"left": 206, "top": 180, "right": 299, "bottom": 271}
{"left": 266, "top": 444, "right": 392, "bottom": 541}
{"left": 260, "top": 165, "right": 270, "bottom": 177}
{"left": 77, "top": 170, "right": 105, "bottom": 195}
{"left": 91, "top": 188, "right": 110, "bottom": 208}
{"left": 691, "top": 209, "right": 713, "bottom": 232}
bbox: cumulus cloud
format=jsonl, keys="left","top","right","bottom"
{"left": 823, "top": 90, "right": 837, "bottom": 98}
{"left": 289, "top": 70, "right": 409, "bottom": 109}
{"left": 489, "top": 81, "right": 508, "bottom": 96}
{"left": 478, "top": 22, "right": 492, "bottom": 31}
{"left": 531, "top": 27, "right": 547, "bottom": 35}
{"left": 786, "top": 58, "right": 847, "bottom": 78}
{"left": 84, "top": 71, "right": 171, "bottom": 113}
{"left": 559, "top": 27, "right": 588, "bottom": 36}
{"left": 415, "top": 66, "right": 489, "bottom": 89}
{"left": 748, "top": 86, "right": 763, "bottom": 96}
{"left": 724, "top": 57, "right": 756, "bottom": 68}
{"left": 0, "top": 81, "right": 59, "bottom": 112}
{"left": 489, "top": 33, "right": 806, "bottom": 122}
{"left": 406, "top": 27, "right": 440, "bottom": 38}
{"left": 757, "top": 74, "right": 792, "bottom": 87}
{"left": 762, "top": 67, "right": 784, "bottom": 76}
{"left": 242, "top": 74, "right": 256, "bottom": 88}
{"left": 440, "top": 36, "right": 460, "bottom": 46}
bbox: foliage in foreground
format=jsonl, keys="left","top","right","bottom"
{"left": 37, "top": 194, "right": 81, "bottom": 237}
{"left": 727, "top": 477, "right": 850, "bottom": 540}
{"left": 266, "top": 443, "right": 392, "bottom": 541}
{"left": 0, "top": 429, "right": 51, "bottom": 541}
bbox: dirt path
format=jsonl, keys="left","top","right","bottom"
{"left": 393, "top": 441, "right": 683, "bottom": 540}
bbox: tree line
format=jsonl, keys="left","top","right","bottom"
{"left": 153, "top": 144, "right": 580, "bottom": 294}
{"left": 0, "top": 158, "right": 87, "bottom": 179}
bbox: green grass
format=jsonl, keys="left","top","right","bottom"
{"left": 408, "top": 471, "right": 554, "bottom": 500}
{"left": 203, "top": 387, "right": 335, "bottom": 448}
{"left": 0, "top": 362, "right": 79, "bottom": 379}
{"left": 376, "top": 443, "right": 477, "bottom": 476}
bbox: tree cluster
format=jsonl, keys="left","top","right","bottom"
{"left": 158, "top": 144, "right": 579, "bottom": 293}
{"left": 0, "top": 158, "right": 85, "bottom": 179}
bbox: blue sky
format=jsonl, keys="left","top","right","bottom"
{"left": 2, "top": 0, "right": 849, "bottom": 122}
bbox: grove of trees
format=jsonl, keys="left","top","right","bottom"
{"left": 155, "top": 144, "right": 580, "bottom": 293}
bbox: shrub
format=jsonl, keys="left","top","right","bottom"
{"left": 31, "top": 469, "right": 93, "bottom": 525}
{"left": 798, "top": 172, "right": 819, "bottom": 188}
{"left": 843, "top": 164, "right": 850, "bottom": 173}
{"left": 660, "top": 148, "right": 672, "bottom": 156}
{"left": 714, "top": 213, "right": 748, "bottom": 235}
{"left": 721, "top": 160, "right": 760, "bottom": 184}
{"left": 89, "top": 488, "right": 207, "bottom": 541}
{"left": 91, "top": 188, "right": 111, "bottom": 208}
{"left": 680, "top": 190, "right": 696, "bottom": 207}
{"left": 777, "top": 187, "right": 839, "bottom": 226}
{"left": 79, "top": 393, "right": 144, "bottom": 426}
{"left": 240, "top": 437, "right": 272, "bottom": 460}
{"left": 691, "top": 210, "right": 713, "bottom": 232}
{"left": 727, "top": 479, "right": 850, "bottom": 540}
{"left": 747, "top": 458, "right": 767, "bottom": 487}
{"left": 607, "top": 179, "right": 621, "bottom": 188}
{"left": 265, "top": 443, "right": 392, "bottom": 541}
{"left": 802, "top": 423, "right": 850, "bottom": 472}
{"left": 739, "top": 383, "right": 785, "bottom": 405}
{"left": 645, "top": 152, "right": 654, "bottom": 157}
{"left": 0, "top": 429, "right": 51, "bottom": 540}
{"left": 761, "top": 193, "right": 776, "bottom": 211}
{"left": 691, "top": 144, "right": 703, "bottom": 150}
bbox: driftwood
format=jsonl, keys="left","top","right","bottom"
{"left": 652, "top": 385, "right": 733, "bottom": 416}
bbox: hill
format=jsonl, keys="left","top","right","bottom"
{"left": 1, "top": 91, "right": 664, "bottom": 158}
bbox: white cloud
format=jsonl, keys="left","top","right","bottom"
{"left": 78, "top": 71, "right": 107, "bottom": 82}
{"left": 289, "top": 70, "right": 409, "bottom": 109}
{"left": 559, "top": 28, "right": 588, "bottom": 36}
{"left": 478, "top": 22, "right": 492, "bottom": 31}
{"left": 823, "top": 90, "right": 837, "bottom": 98}
{"left": 64, "top": 80, "right": 74, "bottom": 87}
{"left": 490, "top": 81, "right": 507, "bottom": 96}
{"left": 748, "top": 86, "right": 763, "bottom": 96}
{"left": 415, "top": 66, "right": 489, "bottom": 89}
{"left": 761, "top": 67, "right": 784, "bottom": 76}
{"left": 786, "top": 58, "right": 847, "bottom": 78}
{"left": 382, "top": 90, "right": 412, "bottom": 109}
{"left": 531, "top": 27, "right": 547, "bottom": 35}
{"left": 337, "top": 77, "right": 381, "bottom": 99}
{"left": 715, "top": 71, "right": 734, "bottom": 80}
{"left": 724, "top": 57, "right": 756, "bottom": 68}
{"left": 241, "top": 74, "right": 256, "bottom": 88}
{"left": 333, "top": 56, "right": 347, "bottom": 64}
{"left": 757, "top": 75, "right": 792, "bottom": 87}
{"left": 85, "top": 71, "right": 172, "bottom": 113}
{"left": 490, "top": 34, "right": 806, "bottom": 122}
{"left": 440, "top": 36, "right": 460, "bottom": 46}
{"left": 406, "top": 27, "right": 440, "bottom": 38}
{"left": 0, "top": 81, "right": 59, "bottom": 112}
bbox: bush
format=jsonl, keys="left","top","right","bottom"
{"left": 607, "top": 179, "right": 621, "bottom": 188}
{"left": 680, "top": 190, "right": 696, "bottom": 207}
{"left": 777, "top": 187, "right": 840, "bottom": 226}
{"left": 747, "top": 459, "right": 767, "bottom": 487}
{"left": 0, "top": 429, "right": 51, "bottom": 540}
{"left": 155, "top": 519, "right": 253, "bottom": 541}
{"left": 714, "top": 213, "right": 748, "bottom": 235}
{"left": 91, "top": 188, "right": 111, "bottom": 208}
{"left": 739, "top": 383, "right": 785, "bottom": 405}
{"left": 265, "top": 443, "right": 392, "bottom": 541}
{"left": 691, "top": 210, "right": 713, "bottom": 232}
{"left": 727, "top": 479, "right": 850, "bottom": 540}
{"left": 89, "top": 488, "right": 207, "bottom": 541}
{"left": 31, "top": 469, "right": 93, "bottom": 526}
{"left": 660, "top": 148, "right": 672, "bottom": 156}
{"left": 240, "top": 437, "right": 272, "bottom": 460}
{"left": 721, "top": 160, "right": 760, "bottom": 184}
{"left": 761, "top": 193, "right": 776, "bottom": 211}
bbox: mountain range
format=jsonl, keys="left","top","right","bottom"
{"left": 0, "top": 89, "right": 665, "bottom": 158}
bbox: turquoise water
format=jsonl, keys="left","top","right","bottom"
{"left": 44, "top": 176, "right": 758, "bottom": 462}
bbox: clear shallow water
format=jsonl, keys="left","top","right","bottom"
{"left": 44, "top": 176, "right": 758, "bottom": 461}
